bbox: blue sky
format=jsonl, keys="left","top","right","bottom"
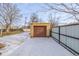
{"left": 17, "top": 3, "right": 49, "bottom": 26}
{"left": 17, "top": 3, "right": 62, "bottom": 26}
{"left": 0, "top": 3, "right": 78, "bottom": 28}
{"left": 15, "top": 3, "right": 78, "bottom": 26}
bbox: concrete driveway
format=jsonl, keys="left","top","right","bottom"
{"left": 8, "top": 32, "right": 73, "bottom": 56}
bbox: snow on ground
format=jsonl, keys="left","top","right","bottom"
{"left": 0, "top": 32, "right": 27, "bottom": 56}
{"left": 0, "top": 32, "right": 73, "bottom": 56}
{"left": 7, "top": 33, "right": 73, "bottom": 56}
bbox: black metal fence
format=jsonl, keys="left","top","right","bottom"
{"left": 51, "top": 23, "right": 79, "bottom": 56}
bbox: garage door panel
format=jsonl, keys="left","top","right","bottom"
{"left": 34, "top": 26, "right": 46, "bottom": 37}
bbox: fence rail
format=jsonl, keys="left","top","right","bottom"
{"left": 51, "top": 23, "right": 79, "bottom": 55}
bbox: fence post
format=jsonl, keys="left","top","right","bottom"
{"left": 59, "top": 26, "right": 60, "bottom": 44}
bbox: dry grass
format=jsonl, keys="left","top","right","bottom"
{"left": 0, "top": 30, "right": 23, "bottom": 37}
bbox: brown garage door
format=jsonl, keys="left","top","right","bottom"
{"left": 34, "top": 26, "right": 46, "bottom": 37}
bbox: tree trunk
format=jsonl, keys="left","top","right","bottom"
{"left": 6, "top": 25, "right": 11, "bottom": 33}
{"left": 0, "top": 29, "right": 3, "bottom": 36}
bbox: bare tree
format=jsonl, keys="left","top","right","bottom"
{"left": 45, "top": 3, "right": 79, "bottom": 22}
{"left": 48, "top": 13, "right": 60, "bottom": 27}
{"left": 30, "top": 13, "right": 39, "bottom": 23}
{"left": 0, "top": 3, "right": 22, "bottom": 33}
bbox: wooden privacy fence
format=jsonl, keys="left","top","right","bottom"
{"left": 51, "top": 23, "right": 79, "bottom": 55}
